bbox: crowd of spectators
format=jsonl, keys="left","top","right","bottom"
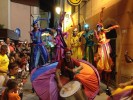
{"left": 0, "top": 37, "right": 30, "bottom": 100}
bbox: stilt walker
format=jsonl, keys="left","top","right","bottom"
{"left": 94, "top": 7, "right": 119, "bottom": 86}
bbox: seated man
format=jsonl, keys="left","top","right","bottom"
{"left": 55, "top": 48, "right": 83, "bottom": 89}
{"left": 55, "top": 48, "right": 100, "bottom": 100}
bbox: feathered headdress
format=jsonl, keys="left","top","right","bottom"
{"left": 97, "top": 7, "right": 105, "bottom": 31}
{"left": 32, "top": 12, "right": 51, "bottom": 27}
{"left": 56, "top": 12, "right": 67, "bottom": 48}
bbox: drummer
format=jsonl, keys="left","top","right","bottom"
{"left": 55, "top": 48, "right": 83, "bottom": 89}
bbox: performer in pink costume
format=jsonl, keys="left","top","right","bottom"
{"left": 55, "top": 27, "right": 68, "bottom": 61}
{"left": 55, "top": 12, "right": 68, "bottom": 61}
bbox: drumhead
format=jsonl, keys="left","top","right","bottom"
{"left": 60, "top": 81, "right": 81, "bottom": 97}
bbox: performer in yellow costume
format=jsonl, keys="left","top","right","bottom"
{"left": 70, "top": 28, "right": 83, "bottom": 59}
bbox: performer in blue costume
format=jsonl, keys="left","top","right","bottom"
{"left": 82, "top": 24, "right": 95, "bottom": 65}
{"left": 30, "top": 18, "right": 53, "bottom": 70}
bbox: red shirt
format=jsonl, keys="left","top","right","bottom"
{"left": 57, "top": 58, "right": 80, "bottom": 80}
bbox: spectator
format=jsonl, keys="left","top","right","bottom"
{"left": 4, "top": 62, "right": 23, "bottom": 99}
{"left": 2, "top": 80, "right": 20, "bottom": 100}
{"left": 0, "top": 45, "right": 9, "bottom": 87}
{"left": 5, "top": 38, "right": 11, "bottom": 57}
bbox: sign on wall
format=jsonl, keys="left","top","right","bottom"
{"left": 67, "top": 0, "right": 82, "bottom": 6}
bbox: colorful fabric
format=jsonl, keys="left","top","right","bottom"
{"left": 31, "top": 63, "right": 58, "bottom": 100}
{"left": 30, "top": 28, "right": 50, "bottom": 70}
{"left": 107, "top": 86, "right": 133, "bottom": 100}
{"left": 70, "top": 34, "right": 82, "bottom": 59}
{"left": 55, "top": 34, "right": 64, "bottom": 61}
{"left": 31, "top": 61, "right": 100, "bottom": 100}
{"left": 57, "top": 60, "right": 100, "bottom": 100}
{"left": 96, "top": 32, "right": 113, "bottom": 72}
{"left": 31, "top": 62, "right": 58, "bottom": 82}
{"left": 74, "top": 60, "right": 100, "bottom": 100}
{"left": 55, "top": 32, "right": 68, "bottom": 61}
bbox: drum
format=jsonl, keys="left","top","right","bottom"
{"left": 60, "top": 81, "right": 87, "bottom": 100}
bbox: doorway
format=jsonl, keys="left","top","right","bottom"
{"left": 106, "top": 24, "right": 117, "bottom": 85}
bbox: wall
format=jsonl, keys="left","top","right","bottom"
{"left": 0, "top": 0, "right": 10, "bottom": 28}
{"left": 10, "top": 0, "right": 39, "bottom": 42}
{"left": 64, "top": 0, "right": 133, "bottom": 85}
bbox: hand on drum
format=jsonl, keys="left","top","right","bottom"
{"left": 72, "top": 68, "right": 79, "bottom": 74}
{"left": 72, "top": 66, "right": 83, "bottom": 74}
{"left": 65, "top": 66, "right": 79, "bottom": 73}
{"left": 58, "top": 82, "right": 63, "bottom": 90}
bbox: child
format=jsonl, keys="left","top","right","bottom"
{"left": 4, "top": 62, "right": 23, "bottom": 99}
{"left": 2, "top": 80, "right": 21, "bottom": 100}
{"left": 4, "top": 62, "right": 19, "bottom": 84}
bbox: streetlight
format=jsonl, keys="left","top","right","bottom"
{"left": 55, "top": 7, "right": 61, "bottom": 14}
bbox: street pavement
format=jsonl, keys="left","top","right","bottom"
{"left": 23, "top": 76, "right": 39, "bottom": 100}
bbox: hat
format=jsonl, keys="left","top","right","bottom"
{"left": 32, "top": 16, "right": 40, "bottom": 26}
{"left": 64, "top": 48, "right": 72, "bottom": 54}
{"left": 96, "top": 22, "right": 104, "bottom": 31}
{"left": 73, "top": 28, "right": 78, "bottom": 32}
{"left": 96, "top": 22, "right": 103, "bottom": 27}
{"left": 84, "top": 24, "right": 89, "bottom": 29}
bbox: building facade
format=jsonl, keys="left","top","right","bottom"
{"left": 62, "top": 0, "right": 133, "bottom": 85}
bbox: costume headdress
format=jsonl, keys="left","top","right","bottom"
{"left": 97, "top": 7, "right": 105, "bottom": 31}
{"left": 84, "top": 23, "right": 90, "bottom": 29}
{"left": 31, "top": 13, "right": 51, "bottom": 27}
{"left": 73, "top": 28, "right": 78, "bottom": 32}
{"left": 96, "top": 7, "right": 105, "bottom": 29}
{"left": 64, "top": 48, "right": 72, "bottom": 54}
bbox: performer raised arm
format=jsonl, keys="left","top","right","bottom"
{"left": 95, "top": 21, "right": 119, "bottom": 88}
{"left": 30, "top": 19, "right": 54, "bottom": 70}
{"left": 55, "top": 27, "right": 69, "bottom": 61}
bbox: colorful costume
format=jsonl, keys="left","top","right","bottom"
{"left": 30, "top": 28, "right": 52, "bottom": 70}
{"left": 70, "top": 28, "right": 83, "bottom": 59}
{"left": 107, "top": 86, "right": 133, "bottom": 100}
{"left": 43, "top": 33, "right": 55, "bottom": 62}
{"left": 83, "top": 24, "right": 95, "bottom": 65}
{"left": 55, "top": 28, "right": 68, "bottom": 61}
{"left": 95, "top": 23, "right": 119, "bottom": 72}
{"left": 31, "top": 63, "right": 58, "bottom": 100}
